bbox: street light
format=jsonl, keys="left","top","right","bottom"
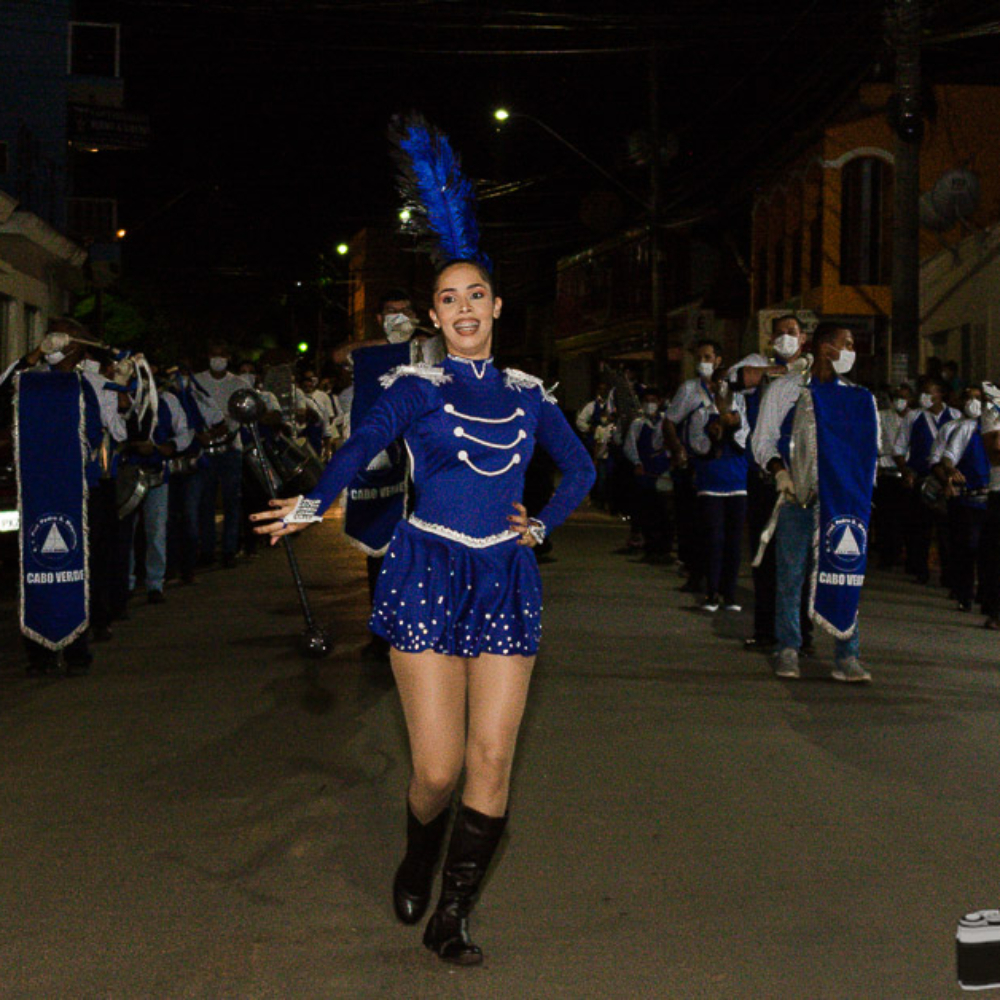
{"left": 492, "top": 107, "right": 651, "bottom": 213}
{"left": 336, "top": 242, "right": 349, "bottom": 256}
{"left": 493, "top": 104, "right": 667, "bottom": 382}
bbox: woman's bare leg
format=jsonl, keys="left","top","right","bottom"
{"left": 463, "top": 653, "right": 535, "bottom": 817}
{"left": 391, "top": 648, "right": 467, "bottom": 822}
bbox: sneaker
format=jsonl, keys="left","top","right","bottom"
{"left": 831, "top": 657, "right": 871, "bottom": 683}
{"left": 723, "top": 602, "right": 742, "bottom": 612}
{"left": 701, "top": 596, "right": 720, "bottom": 613}
{"left": 774, "top": 648, "right": 800, "bottom": 679}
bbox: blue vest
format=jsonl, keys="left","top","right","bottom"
{"left": 957, "top": 425, "right": 990, "bottom": 506}
{"left": 637, "top": 421, "right": 669, "bottom": 478}
{"left": 693, "top": 416, "right": 748, "bottom": 495}
{"left": 910, "top": 410, "right": 953, "bottom": 477}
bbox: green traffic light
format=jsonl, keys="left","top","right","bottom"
{"left": 494, "top": 108, "right": 510, "bottom": 122}
{"left": 297, "top": 342, "right": 309, "bottom": 353}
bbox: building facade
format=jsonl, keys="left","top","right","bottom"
{"left": 751, "top": 83, "right": 1000, "bottom": 385}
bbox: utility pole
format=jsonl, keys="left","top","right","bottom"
{"left": 890, "top": 0, "right": 923, "bottom": 380}
{"left": 649, "top": 45, "right": 665, "bottom": 385}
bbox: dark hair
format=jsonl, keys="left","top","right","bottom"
{"left": 770, "top": 313, "right": 801, "bottom": 334}
{"left": 433, "top": 258, "right": 496, "bottom": 297}
{"left": 695, "top": 338, "right": 723, "bottom": 357}
{"left": 811, "top": 322, "right": 850, "bottom": 350}
{"left": 378, "top": 288, "right": 413, "bottom": 313}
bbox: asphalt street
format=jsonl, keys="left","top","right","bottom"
{"left": 1, "top": 506, "right": 999, "bottom": 999}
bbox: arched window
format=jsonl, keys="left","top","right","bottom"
{"left": 840, "top": 156, "right": 893, "bottom": 286}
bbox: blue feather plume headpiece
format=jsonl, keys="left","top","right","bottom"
{"left": 389, "top": 113, "right": 491, "bottom": 271}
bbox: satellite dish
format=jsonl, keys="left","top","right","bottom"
{"left": 931, "top": 168, "right": 981, "bottom": 227}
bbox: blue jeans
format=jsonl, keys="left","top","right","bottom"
{"left": 775, "top": 503, "right": 860, "bottom": 661}
{"left": 199, "top": 448, "right": 242, "bottom": 560}
{"left": 129, "top": 481, "right": 169, "bottom": 592}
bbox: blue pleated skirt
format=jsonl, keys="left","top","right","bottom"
{"left": 369, "top": 519, "right": 543, "bottom": 657}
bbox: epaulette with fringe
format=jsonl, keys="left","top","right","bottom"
{"left": 503, "top": 368, "right": 559, "bottom": 405}
{"left": 378, "top": 364, "right": 452, "bottom": 390}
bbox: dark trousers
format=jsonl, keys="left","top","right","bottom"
{"left": 167, "top": 470, "right": 203, "bottom": 582}
{"left": 873, "top": 473, "right": 905, "bottom": 568}
{"left": 89, "top": 480, "right": 117, "bottom": 630}
{"left": 701, "top": 493, "right": 746, "bottom": 602}
{"left": 608, "top": 444, "right": 635, "bottom": 521}
{"left": 948, "top": 500, "right": 986, "bottom": 607}
{"left": 903, "top": 482, "right": 951, "bottom": 584}
{"left": 981, "top": 494, "right": 1000, "bottom": 618}
{"left": 673, "top": 465, "right": 702, "bottom": 584}
{"left": 241, "top": 460, "right": 271, "bottom": 556}
{"left": 634, "top": 480, "right": 674, "bottom": 556}
{"left": 199, "top": 448, "right": 242, "bottom": 561}
{"left": 111, "top": 507, "right": 136, "bottom": 618}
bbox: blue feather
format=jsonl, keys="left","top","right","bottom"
{"left": 390, "top": 114, "right": 490, "bottom": 270}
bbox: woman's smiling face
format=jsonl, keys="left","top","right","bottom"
{"left": 430, "top": 262, "right": 502, "bottom": 360}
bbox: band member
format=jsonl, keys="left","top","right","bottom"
{"left": 164, "top": 363, "right": 226, "bottom": 584}
{"left": 935, "top": 387, "right": 988, "bottom": 613}
{"left": 729, "top": 314, "right": 812, "bottom": 650}
{"left": 664, "top": 339, "right": 726, "bottom": 594}
{"left": 254, "top": 118, "right": 594, "bottom": 966}
{"left": 194, "top": 342, "right": 245, "bottom": 568}
{"left": 752, "top": 322, "right": 878, "bottom": 683}
{"left": 893, "top": 377, "right": 960, "bottom": 585}
{"left": 874, "top": 384, "right": 912, "bottom": 569}
{"left": 687, "top": 365, "right": 749, "bottom": 611}
{"left": 122, "top": 367, "right": 188, "bottom": 604}
{"left": 337, "top": 289, "right": 444, "bottom": 665}
{"left": 623, "top": 387, "right": 673, "bottom": 561}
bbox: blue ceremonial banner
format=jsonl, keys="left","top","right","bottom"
{"left": 810, "top": 381, "right": 879, "bottom": 639}
{"left": 16, "top": 370, "right": 90, "bottom": 649}
{"left": 344, "top": 343, "right": 411, "bottom": 555}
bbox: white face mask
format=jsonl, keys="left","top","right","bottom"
{"left": 831, "top": 349, "right": 856, "bottom": 375}
{"left": 643, "top": 402, "right": 660, "bottom": 418}
{"left": 45, "top": 351, "right": 66, "bottom": 366}
{"left": 209, "top": 356, "right": 229, "bottom": 373}
{"left": 697, "top": 361, "right": 715, "bottom": 379}
{"left": 79, "top": 358, "right": 102, "bottom": 374}
{"left": 383, "top": 313, "right": 416, "bottom": 344}
{"left": 773, "top": 333, "right": 800, "bottom": 359}
{"left": 919, "top": 393, "right": 934, "bottom": 410}
{"left": 965, "top": 398, "right": 983, "bottom": 419}
{"left": 893, "top": 397, "right": 908, "bottom": 413}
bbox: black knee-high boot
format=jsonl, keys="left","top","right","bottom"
{"left": 422, "top": 803, "right": 508, "bottom": 966}
{"left": 393, "top": 801, "right": 451, "bottom": 924}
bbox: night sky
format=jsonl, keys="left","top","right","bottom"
{"left": 76, "top": 0, "right": 1000, "bottom": 345}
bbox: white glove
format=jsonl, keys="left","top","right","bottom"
{"left": 774, "top": 468, "right": 796, "bottom": 500}
{"left": 39, "top": 331, "right": 71, "bottom": 354}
